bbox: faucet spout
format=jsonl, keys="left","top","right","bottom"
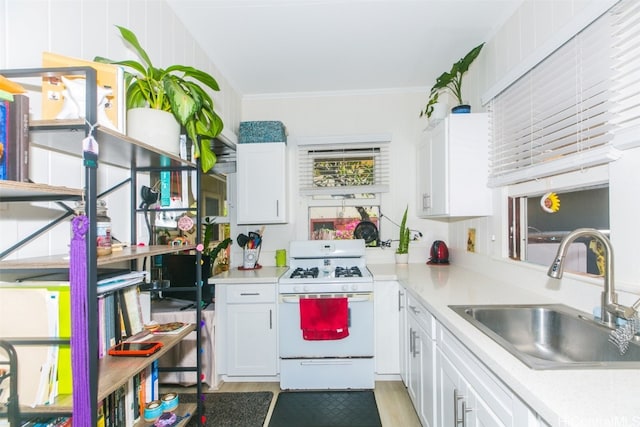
{"left": 547, "top": 228, "right": 618, "bottom": 327}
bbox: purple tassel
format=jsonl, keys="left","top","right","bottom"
{"left": 70, "top": 215, "right": 90, "bottom": 425}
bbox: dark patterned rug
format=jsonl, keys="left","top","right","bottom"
{"left": 268, "top": 390, "right": 382, "bottom": 427}
{"left": 180, "top": 391, "right": 273, "bottom": 426}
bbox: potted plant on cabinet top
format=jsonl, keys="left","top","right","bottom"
{"left": 95, "top": 25, "right": 223, "bottom": 173}
{"left": 420, "top": 42, "right": 484, "bottom": 119}
{"left": 395, "top": 205, "right": 410, "bottom": 264}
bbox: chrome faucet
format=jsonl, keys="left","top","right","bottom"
{"left": 547, "top": 228, "right": 638, "bottom": 328}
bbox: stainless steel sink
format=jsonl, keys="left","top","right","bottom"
{"left": 449, "top": 304, "right": 640, "bottom": 369}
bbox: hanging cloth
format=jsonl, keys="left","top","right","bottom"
{"left": 299, "top": 297, "right": 349, "bottom": 340}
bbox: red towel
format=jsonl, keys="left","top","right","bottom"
{"left": 299, "top": 297, "right": 349, "bottom": 340}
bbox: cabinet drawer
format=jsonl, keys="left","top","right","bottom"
{"left": 226, "top": 284, "right": 276, "bottom": 303}
{"left": 407, "top": 293, "right": 434, "bottom": 338}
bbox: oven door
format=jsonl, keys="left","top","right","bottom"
{"left": 279, "top": 292, "right": 374, "bottom": 358}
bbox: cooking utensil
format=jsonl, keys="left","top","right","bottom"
{"left": 237, "top": 233, "right": 250, "bottom": 248}
{"left": 249, "top": 231, "right": 261, "bottom": 248}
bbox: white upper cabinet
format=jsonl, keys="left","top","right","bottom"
{"left": 417, "top": 114, "right": 492, "bottom": 218}
{"left": 236, "top": 142, "right": 288, "bottom": 224}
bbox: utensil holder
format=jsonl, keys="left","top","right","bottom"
{"left": 243, "top": 247, "right": 261, "bottom": 269}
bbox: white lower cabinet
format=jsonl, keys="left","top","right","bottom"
{"left": 217, "top": 283, "right": 278, "bottom": 377}
{"left": 374, "top": 281, "right": 400, "bottom": 376}
{"left": 437, "top": 349, "right": 505, "bottom": 426}
{"left": 398, "top": 286, "right": 408, "bottom": 384}
{"left": 406, "top": 294, "right": 436, "bottom": 427}
{"left": 399, "top": 285, "right": 546, "bottom": 427}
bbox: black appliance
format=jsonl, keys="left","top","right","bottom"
{"left": 161, "top": 254, "right": 214, "bottom": 302}
{"left": 428, "top": 240, "right": 450, "bottom": 265}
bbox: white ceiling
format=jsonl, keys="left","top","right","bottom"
{"left": 167, "top": 0, "right": 523, "bottom": 96}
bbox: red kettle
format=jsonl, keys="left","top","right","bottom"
{"left": 428, "top": 240, "right": 449, "bottom": 265}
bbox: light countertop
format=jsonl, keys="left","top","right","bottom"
{"left": 209, "top": 262, "right": 639, "bottom": 425}
{"left": 368, "top": 263, "right": 640, "bottom": 427}
{"left": 209, "top": 266, "right": 288, "bottom": 284}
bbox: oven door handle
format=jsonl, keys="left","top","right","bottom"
{"left": 280, "top": 295, "right": 371, "bottom": 303}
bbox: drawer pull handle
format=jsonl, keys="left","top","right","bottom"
{"left": 240, "top": 292, "right": 260, "bottom": 296}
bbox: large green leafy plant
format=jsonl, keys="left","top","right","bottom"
{"left": 420, "top": 43, "right": 484, "bottom": 119}
{"left": 96, "top": 25, "right": 223, "bottom": 172}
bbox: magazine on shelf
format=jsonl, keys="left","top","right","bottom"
{"left": 97, "top": 271, "right": 147, "bottom": 294}
{"left": 147, "top": 321, "right": 190, "bottom": 335}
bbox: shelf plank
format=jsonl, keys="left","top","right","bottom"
{"left": 13, "top": 325, "right": 196, "bottom": 414}
{"left": 0, "top": 181, "right": 82, "bottom": 202}
{"left": 98, "top": 324, "right": 196, "bottom": 400}
{"left": 28, "top": 121, "right": 195, "bottom": 170}
{"left": 137, "top": 403, "right": 196, "bottom": 427}
{"left": 0, "top": 245, "right": 197, "bottom": 269}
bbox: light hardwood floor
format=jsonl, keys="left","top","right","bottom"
{"left": 162, "top": 381, "right": 422, "bottom": 427}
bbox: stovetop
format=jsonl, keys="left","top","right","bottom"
{"left": 289, "top": 266, "right": 365, "bottom": 279}
{"left": 279, "top": 240, "right": 373, "bottom": 293}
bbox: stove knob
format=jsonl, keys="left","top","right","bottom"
{"left": 303, "top": 285, "right": 310, "bottom": 292}
{"left": 351, "top": 284, "right": 358, "bottom": 291}
{"left": 293, "top": 285, "right": 301, "bottom": 293}
{"left": 341, "top": 284, "right": 349, "bottom": 292}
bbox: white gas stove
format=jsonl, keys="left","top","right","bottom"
{"left": 278, "top": 239, "right": 375, "bottom": 390}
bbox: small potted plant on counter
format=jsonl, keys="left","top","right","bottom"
{"left": 420, "top": 42, "right": 484, "bottom": 119}
{"left": 395, "top": 205, "right": 410, "bottom": 264}
{"left": 95, "top": 25, "right": 224, "bottom": 173}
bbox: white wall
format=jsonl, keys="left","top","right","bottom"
{"left": 240, "top": 90, "right": 449, "bottom": 265}
{"left": 0, "top": 0, "right": 241, "bottom": 259}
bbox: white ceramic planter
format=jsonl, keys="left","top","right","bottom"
{"left": 431, "top": 102, "right": 448, "bottom": 120}
{"left": 127, "top": 108, "right": 181, "bottom": 156}
{"left": 395, "top": 253, "right": 409, "bottom": 264}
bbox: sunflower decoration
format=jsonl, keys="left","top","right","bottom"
{"left": 540, "top": 192, "right": 561, "bottom": 213}
{"left": 589, "top": 239, "right": 606, "bottom": 276}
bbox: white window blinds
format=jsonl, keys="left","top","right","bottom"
{"left": 488, "top": 3, "right": 637, "bottom": 187}
{"left": 298, "top": 138, "right": 390, "bottom": 196}
{"left": 611, "top": 0, "right": 640, "bottom": 141}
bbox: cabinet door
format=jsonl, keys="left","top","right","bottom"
{"left": 416, "top": 114, "right": 491, "bottom": 218}
{"left": 374, "top": 281, "right": 400, "bottom": 375}
{"left": 429, "top": 122, "right": 448, "bottom": 216}
{"left": 407, "top": 317, "right": 422, "bottom": 406}
{"left": 437, "top": 349, "right": 460, "bottom": 427}
{"left": 408, "top": 316, "right": 436, "bottom": 427}
{"left": 416, "top": 135, "right": 432, "bottom": 216}
{"left": 398, "top": 287, "right": 408, "bottom": 385}
{"left": 226, "top": 303, "right": 277, "bottom": 375}
{"left": 237, "top": 143, "right": 287, "bottom": 224}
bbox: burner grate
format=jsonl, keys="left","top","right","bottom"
{"left": 290, "top": 267, "right": 319, "bottom": 279}
{"left": 335, "top": 266, "right": 363, "bottom": 278}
